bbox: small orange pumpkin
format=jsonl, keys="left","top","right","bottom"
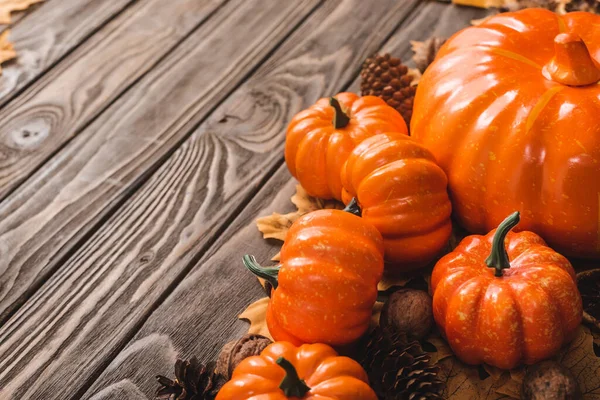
{"left": 216, "top": 341, "right": 377, "bottom": 400}
{"left": 285, "top": 92, "right": 407, "bottom": 201}
{"left": 341, "top": 133, "right": 452, "bottom": 272}
{"left": 245, "top": 207, "right": 384, "bottom": 346}
{"left": 431, "top": 212, "right": 582, "bottom": 369}
{"left": 412, "top": 9, "right": 600, "bottom": 258}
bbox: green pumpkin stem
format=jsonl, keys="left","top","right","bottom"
{"left": 343, "top": 197, "right": 362, "bottom": 217}
{"left": 329, "top": 97, "right": 350, "bottom": 129}
{"left": 485, "top": 211, "right": 520, "bottom": 277}
{"left": 243, "top": 255, "right": 280, "bottom": 289}
{"left": 276, "top": 357, "right": 311, "bottom": 397}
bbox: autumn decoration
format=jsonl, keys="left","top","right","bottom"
{"left": 431, "top": 212, "right": 583, "bottom": 369}
{"left": 216, "top": 341, "right": 377, "bottom": 400}
{"left": 341, "top": 133, "right": 452, "bottom": 272}
{"left": 244, "top": 206, "right": 384, "bottom": 346}
{"left": 285, "top": 92, "right": 407, "bottom": 201}
{"left": 413, "top": 8, "right": 600, "bottom": 259}
{"left": 155, "top": 357, "right": 226, "bottom": 400}
{"left": 379, "top": 288, "right": 434, "bottom": 342}
{"left": 0, "top": 0, "right": 44, "bottom": 24}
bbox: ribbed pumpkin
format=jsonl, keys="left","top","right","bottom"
{"left": 412, "top": 9, "right": 600, "bottom": 258}
{"left": 341, "top": 133, "right": 452, "bottom": 272}
{"left": 244, "top": 208, "right": 384, "bottom": 346}
{"left": 285, "top": 92, "right": 407, "bottom": 201}
{"left": 216, "top": 342, "right": 377, "bottom": 400}
{"left": 431, "top": 212, "right": 582, "bottom": 369}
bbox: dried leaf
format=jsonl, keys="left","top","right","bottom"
{"left": 439, "top": 357, "right": 514, "bottom": 399}
{"left": 557, "top": 325, "right": 600, "bottom": 398}
{"left": 238, "top": 297, "right": 273, "bottom": 340}
{"left": 378, "top": 274, "right": 413, "bottom": 291}
{"left": 426, "top": 334, "right": 454, "bottom": 364}
{"left": 256, "top": 184, "right": 343, "bottom": 243}
{"left": 411, "top": 37, "right": 447, "bottom": 73}
{"left": 407, "top": 68, "right": 421, "bottom": 87}
{"left": 0, "top": 0, "right": 44, "bottom": 24}
{"left": 451, "top": 0, "right": 510, "bottom": 8}
{"left": 0, "top": 30, "right": 15, "bottom": 74}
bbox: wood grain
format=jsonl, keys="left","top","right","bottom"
{"left": 0, "top": 0, "right": 134, "bottom": 107}
{"left": 83, "top": 3, "right": 492, "bottom": 399}
{"left": 0, "top": 1, "right": 420, "bottom": 398}
{"left": 0, "top": 0, "right": 318, "bottom": 324}
{"left": 0, "top": 0, "right": 229, "bottom": 200}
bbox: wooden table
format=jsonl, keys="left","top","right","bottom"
{"left": 0, "top": 1, "right": 490, "bottom": 399}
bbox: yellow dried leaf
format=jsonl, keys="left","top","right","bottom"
{"left": 407, "top": 68, "right": 421, "bottom": 87}
{"left": 378, "top": 273, "right": 413, "bottom": 291}
{"left": 0, "top": 0, "right": 44, "bottom": 24}
{"left": 451, "top": 0, "right": 509, "bottom": 8}
{"left": 0, "top": 29, "right": 15, "bottom": 74}
{"left": 238, "top": 297, "right": 273, "bottom": 340}
{"left": 256, "top": 211, "right": 297, "bottom": 241}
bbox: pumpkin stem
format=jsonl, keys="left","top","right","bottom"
{"left": 276, "top": 357, "right": 311, "bottom": 397}
{"left": 243, "top": 255, "right": 280, "bottom": 289}
{"left": 329, "top": 97, "right": 350, "bottom": 129}
{"left": 543, "top": 33, "right": 600, "bottom": 86}
{"left": 343, "top": 197, "right": 362, "bottom": 217}
{"left": 485, "top": 212, "right": 520, "bottom": 277}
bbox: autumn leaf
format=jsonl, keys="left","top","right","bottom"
{"left": 0, "top": 0, "right": 44, "bottom": 24}
{"left": 450, "top": 0, "right": 515, "bottom": 8}
{"left": 558, "top": 325, "right": 600, "bottom": 399}
{"left": 238, "top": 297, "right": 273, "bottom": 340}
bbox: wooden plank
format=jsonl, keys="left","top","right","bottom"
{"left": 0, "top": 0, "right": 134, "bottom": 106}
{"left": 0, "top": 0, "right": 311, "bottom": 324}
{"left": 82, "top": 3, "right": 492, "bottom": 399}
{"left": 0, "top": 1, "right": 420, "bottom": 398}
{"left": 0, "top": 0, "right": 228, "bottom": 200}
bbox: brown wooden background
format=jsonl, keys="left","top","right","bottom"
{"left": 0, "top": 1, "right": 491, "bottom": 399}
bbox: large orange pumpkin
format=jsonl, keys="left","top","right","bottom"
{"left": 285, "top": 92, "right": 407, "bottom": 201}
{"left": 216, "top": 341, "right": 377, "bottom": 400}
{"left": 244, "top": 208, "right": 384, "bottom": 346}
{"left": 341, "top": 133, "right": 452, "bottom": 272}
{"left": 431, "top": 212, "right": 582, "bottom": 369}
{"left": 412, "top": 9, "right": 600, "bottom": 258}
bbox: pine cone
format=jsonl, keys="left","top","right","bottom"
{"left": 360, "top": 328, "right": 444, "bottom": 400}
{"left": 156, "top": 357, "right": 226, "bottom": 400}
{"left": 360, "top": 53, "right": 417, "bottom": 128}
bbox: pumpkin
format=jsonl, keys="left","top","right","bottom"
{"left": 430, "top": 212, "right": 583, "bottom": 369}
{"left": 341, "top": 133, "right": 452, "bottom": 272}
{"left": 216, "top": 341, "right": 377, "bottom": 400}
{"left": 285, "top": 92, "right": 407, "bottom": 201}
{"left": 411, "top": 8, "right": 600, "bottom": 258}
{"left": 244, "top": 207, "right": 384, "bottom": 346}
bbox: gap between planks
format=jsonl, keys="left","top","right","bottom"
{"left": 0, "top": 1, "right": 424, "bottom": 399}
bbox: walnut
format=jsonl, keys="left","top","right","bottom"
{"left": 522, "top": 360, "right": 582, "bottom": 400}
{"left": 379, "top": 288, "right": 433, "bottom": 341}
{"left": 215, "top": 334, "right": 272, "bottom": 379}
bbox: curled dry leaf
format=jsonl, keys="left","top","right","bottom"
{"left": 407, "top": 68, "right": 421, "bottom": 87}
{"left": 411, "top": 37, "right": 447, "bottom": 73}
{"left": 0, "top": 0, "right": 44, "bottom": 24}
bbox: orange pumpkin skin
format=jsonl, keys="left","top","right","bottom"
{"left": 411, "top": 9, "right": 600, "bottom": 258}
{"left": 430, "top": 215, "right": 583, "bottom": 369}
{"left": 248, "top": 209, "right": 384, "bottom": 346}
{"left": 216, "top": 342, "right": 377, "bottom": 400}
{"left": 285, "top": 92, "right": 408, "bottom": 201}
{"left": 341, "top": 133, "right": 452, "bottom": 272}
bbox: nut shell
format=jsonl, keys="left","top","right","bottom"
{"left": 380, "top": 288, "right": 433, "bottom": 341}
{"left": 522, "top": 360, "right": 582, "bottom": 400}
{"left": 216, "top": 334, "right": 272, "bottom": 379}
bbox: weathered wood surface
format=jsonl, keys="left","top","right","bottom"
{"left": 0, "top": 0, "right": 134, "bottom": 107}
{"left": 0, "top": 0, "right": 318, "bottom": 326}
{"left": 0, "top": 0, "right": 422, "bottom": 398}
{"left": 0, "top": 0, "right": 228, "bottom": 200}
{"left": 83, "top": 3, "right": 493, "bottom": 399}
